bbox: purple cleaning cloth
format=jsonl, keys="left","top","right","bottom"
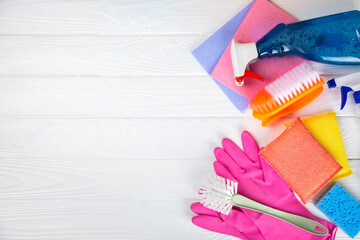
{"left": 191, "top": 1, "right": 254, "bottom": 111}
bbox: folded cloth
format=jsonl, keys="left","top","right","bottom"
{"left": 191, "top": 1, "right": 254, "bottom": 111}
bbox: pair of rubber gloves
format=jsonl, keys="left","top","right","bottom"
{"left": 190, "top": 131, "right": 337, "bottom": 240}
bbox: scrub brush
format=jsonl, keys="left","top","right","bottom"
{"left": 249, "top": 62, "right": 324, "bottom": 126}
{"left": 199, "top": 174, "right": 329, "bottom": 236}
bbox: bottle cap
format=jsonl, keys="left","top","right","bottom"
{"left": 327, "top": 79, "right": 336, "bottom": 89}
{"left": 353, "top": 90, "right": 360, "bottom": 104}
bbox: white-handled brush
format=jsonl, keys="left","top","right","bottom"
{"left": 199, "top": 174, "right": 329, "bottom": 236}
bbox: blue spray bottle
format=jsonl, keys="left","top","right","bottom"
{"left": 327, "top": 72, "right": 360, "bottom": 110}
{"left": 231, "top": 11, "right": 360, "bottom": 86}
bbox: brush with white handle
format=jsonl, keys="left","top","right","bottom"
{"left": 199, "top": 174, "right": 329, "bottom": 236}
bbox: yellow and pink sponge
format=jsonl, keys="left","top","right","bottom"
{"left": 285, "top": 112, "right": 352, "bottom": 180}
{"left": 260, "top": 118, "right": 342, "bottom": 204}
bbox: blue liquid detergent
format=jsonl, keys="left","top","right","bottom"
{"left": 256, "top": 11, "right": 360, "bottom": 64}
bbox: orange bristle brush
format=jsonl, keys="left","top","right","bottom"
{"left": 249, "top": 62, "right": 324, "bottom": 126}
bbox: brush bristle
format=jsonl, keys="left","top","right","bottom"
{"left": 250, "top": 62, "right": 322, "bottom": 114}
{"left": 199, "top": 174, "right": 238, "bottom": 215}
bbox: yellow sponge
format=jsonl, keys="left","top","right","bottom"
{"left": 285, "top": 112, "right": 352, "bottom": 180}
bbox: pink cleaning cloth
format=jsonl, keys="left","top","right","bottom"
{"left": 259, "top": 118, "right": 342, "bottom": 204}
{"left": 211, "top": 0, "right": 304, "bottom": 99}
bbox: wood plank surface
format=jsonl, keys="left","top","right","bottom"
{"left": 0, "top": 0, "right": 358, "bottom": 239}
{"left": 0, "top": 158, "right": 358, "bottom": 239}
{"left": 0, "top": 0, "right": 357, "bottom": 35}
{"left": 0, "top": 76, "right": 357, "bottom": 117}
{"left": 0, "top": 36, "right": 203, "bottom": 77}
{"left": 0, "top": 117, "right": 358, "bottom": 160}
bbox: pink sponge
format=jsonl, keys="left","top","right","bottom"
{"left": 259, "top": 118, "right": 342, "bottom": 203}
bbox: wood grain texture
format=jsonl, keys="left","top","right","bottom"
{"left": 0, "top": 36, "right": 203, "bottom": 77}
{"left": 0, "top": 158, "right": 358, "bottom": 240}
{"left": 0, "top": 0, "right": 358, "bottom": 239}
{"left": 0, "top": 117, "right": 359, "bottom": 160}
{"left": 0, "top": 0, "right": 247, "bottom": 35}
{"left": 0, "top": 0, "right": 357, "bottom": 35}
{"left": 0, "top": 157, "right": 359, "bottom": 202}
{"left": 0, "top": 76, "right": 357, "bottom": 117}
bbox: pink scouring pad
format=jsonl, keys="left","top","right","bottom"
{"left": 259, "top": 118, "right": 342, "bottom": 204}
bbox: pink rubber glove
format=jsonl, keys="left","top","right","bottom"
{"left": 190, "top": 202, "right": 264, "bottom": 240}
{"left": 214, "top": 131, "right": 337, "bottom": 240}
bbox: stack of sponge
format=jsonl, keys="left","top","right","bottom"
{"left": 285, "top": 112, "right": 352, "bottom": 181}
{"left": 260, "top": 117, "right": 342, "bottom": 204}
{"left": 260, "top": 112, "right": 359, "bottom": 238}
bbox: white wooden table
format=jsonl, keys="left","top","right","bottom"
{"left": 0, "top": 0, "right": 359, "bottom": 239}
